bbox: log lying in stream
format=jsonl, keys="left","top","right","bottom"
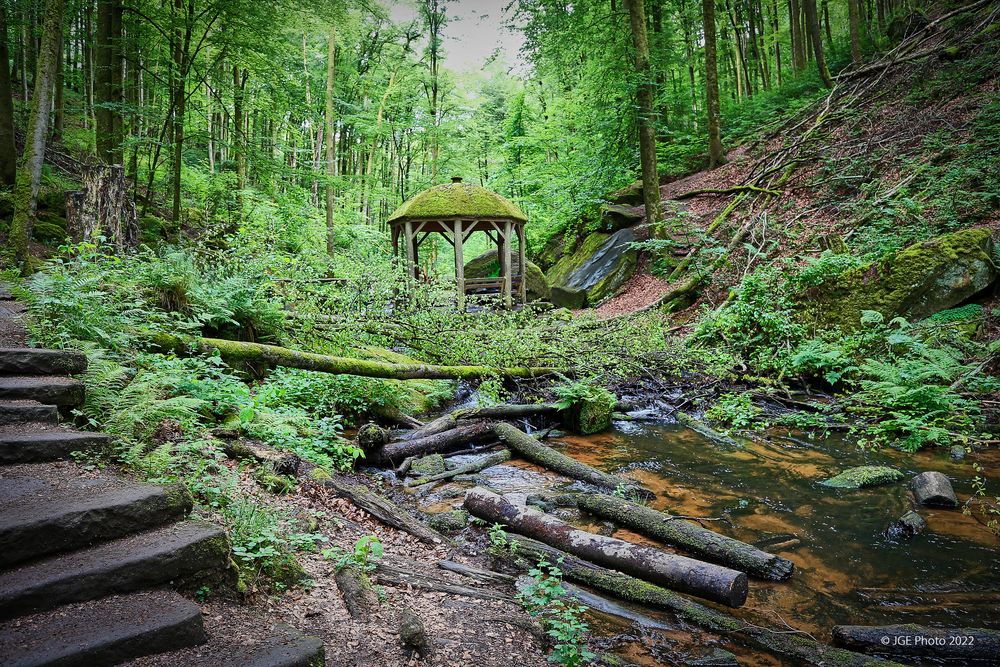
{"left": 832, "top": 625, "right": 1000, "bottom": 663}
{"left": 506, "top": 535, "right": 899, "bottom": 667}
{"left": 399, "top": 403, "right": 561, "bottom": 442}
{"left": 464, "top": 488, "right": 747, "bottom": 607}
{"left": 152, "top": 333, "right": 559, "bottom": 380}
{"left": 575, "top": 493, "right": 794, "bottom": 581}
{"left": 492, "top": 422, "right": 650, "bottom": 498}
{"left": 675, "top": 412, "right": 743, "bottom": 448}
{"left": 378, "top": 421, "right": 494, "bottom": 464}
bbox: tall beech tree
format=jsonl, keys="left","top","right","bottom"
{"left": 7, "top": 0, "right": 65, "bottom": 270}
{"left": 623, "top": 0, "right": 663, "bottom": 225}
{"left": 0, "top": 1, "right": 16, "bottom": 186}
{"left": 703, "top": 0, "right": 725, "bottom": 168}
{"left": 324, "top": 26, "right": 337, "bottom": 255}
{"left": 803, "top": 0, "right": 833, "bottom": 87}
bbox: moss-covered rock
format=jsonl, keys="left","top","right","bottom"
{"left": 32, "top": 214, "right": 68, "bottom": 244}
{"left": 561, "top": 390, "right": 616, "bottom": 435}
{"left": 800, "top": 227, "right": 997, "bottom": 330}
{"left": 547, "top": 229, "right": 637, "bottom": 308}
{"left": 411, "top": 454, "right": 446, "bottom": 477}
{"left": 428, "top": 509, "right": 469, "bottom": 532}
{"left": 388, "top": 182, "right": 526, "bottom": 222}
{"left": 600, "top": 204, "right": 643, "bottom": 232}
{"left": 534, "top": 231, "right": 570, "bottom": 271}
{"left": 820, "top": 466, "right": 905, "bottom": 489}
{"left": 607, "top": 180, "right": 645, "bottom": 206}
{"left": 464, "top": 249, "right": 551, "bottom": 301}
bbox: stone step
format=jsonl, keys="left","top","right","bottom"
{"left": 0, "top": 348, "right": 88, "bottom": 376}
{"left": 0, "top": 590, "right": 206, "bottom": 667}
{"left": 0, "top": 401, "right": 58, "bottom": 426}
{"left": 0, "top": 376, "right": 85, "bottom": 407}
{"left": 0, "top": 463, "right": 192, "bottom": 567}
{"left": 0, "top": 425, "right": 112, "bottom": 463}
{"left": 124, "top": 621, "right": 325, "bottom": 667}
{"left": 0, "top": 520, "right": 230, "bottom": 619}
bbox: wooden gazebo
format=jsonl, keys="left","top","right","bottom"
{"left": 388, "top": 177, "right": 528, "bottom": 309}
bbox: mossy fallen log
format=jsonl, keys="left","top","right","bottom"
{"left": 379, "top": 421, "right": 494, "bottom": 464}
{"left": 575, "top": 493, "right": 794, "bottom": 581}
{"left": 400, "top": 403, "right": 560, "bottom": 442}
{"left": 322, "top": 475, "right": 444, "bottom": 544}
{"left": 334, "top": 564, "right": 379, "bottom": 621}
{"left": 406, "top": 449, "right": 512, "bottom": 487}
{"left": 464, "top": 488, "right": 747, "bottom": 607}
{"left": 505, "top": 535, "right": 900, "bottom": 667}
{"left": 832, "top": 624, "right": 1000, "bottom": 663}
{"left": 675, "top": 412, "right": 743, "bottom": 448}
{"left": 151, "top": 333, "right": 558, "bottom": 380}
{"left": 492, "top": 422, "right": 649, "bottom": 498}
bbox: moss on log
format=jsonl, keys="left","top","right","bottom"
{"left": 152, "top": 333, "right": 557, "bottom": 380}
{"left": 334, "top": 564, "right": 379, "bottom": 621}
{"left": 406, "top": 449, "right": 512, "bottom": 487}
{"left": 506, "top": 535, "right": 899, "bottom": 667}
{"left": 464, "top": 488, "right": 747, "bottom": 607}
{"left": 676, "top": 412, "right": 743, "bottom": 448}
{"left": 492, "top": 422, "right": 648, "bottom": 497}
{"left": 576, "top": 493, "right": 793, "bottom": 581}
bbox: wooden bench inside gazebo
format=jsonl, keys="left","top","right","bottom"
{"left": 388, "top": 177, "right": 528, "bottom": 309}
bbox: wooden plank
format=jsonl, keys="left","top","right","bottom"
{"left": 454, "top": 219, "right": 465, "bottom": 311}
{"left": 517, "top": 224, "right": 527, "bottom": 303}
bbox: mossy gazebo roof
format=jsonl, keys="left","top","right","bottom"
{"left": 389, "top": 177, "right": 528, "bottom": 308}
{"left": 387, "top": 181, "right": 527, "bottom": 226}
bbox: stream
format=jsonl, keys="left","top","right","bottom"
{"left": 415, "top": 418, "right": 1000, "bottom": 665}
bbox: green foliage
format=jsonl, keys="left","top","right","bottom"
{"left": 705, "top": 393, "right": 766, "bottom": 430}
{"left": 324, "top": 535, "right": 384, "bottom": 573}
{"left": 517, "top": 559, "right": 593, "bottom": 667}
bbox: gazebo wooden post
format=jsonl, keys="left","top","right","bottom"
{"left": 404, "top": 220, "right": 416, "bottom": 278}
{"left": 501, "top": 220, "right": 513, "bottom": 309}
{"left": 517, "top": 223, "right": 527, "bottom": 304}
{"left": 453, "top": 219, "right": 465, "bottom": 311}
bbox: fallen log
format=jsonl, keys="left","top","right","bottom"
{"left": 379, "top": 421, "right": 494, "bottom": 464}
{"left": 399, "top": 414, "right": 457, "bottom": 440}
{"left": 492, "top": 422, "right": 649, "bottom": 498}
{"left": 322, "top": 475, "right": 444, "bottom": 544}
{"left": 575, "top": 493, "right": 793, "bottom": 581}
{"left": 374, "top": 561, "right": 512, "bottom": 602}
{"left": 438, "top": 560, "right": 515, "bottom": 585}
{"left": 506, "top": 535, "right": 899, "bottom": 667}
{"left": 399, "top": 403, "right": 561, "bottom": 442}
{"left": 151, "top": 333, "right": 559, "bottom": 380}
{"left": 675, "top": 412, "right": 743, "bottom": 448}
{"left": 464, "top": 488, "right": 747, "bottom": 607}
{"left": 335, "top": 565, "right": 379, "bottom": 621}
{"left": 406, "top": 449, "right": 512, "bottom": 487}
{"left": 832, "top": 625, "right": 1000, "bottom": 663}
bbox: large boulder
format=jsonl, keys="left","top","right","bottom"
{"left": 800, "top": 227, "right": 998, "bottom": 330}
{"left": 463, "top": 250, "right": 550, "bottom": 302}
{"left": 600, "top": 204, "right": 643, "bottom": 232}
{"left": 546, "top": 228, "right": 638, "bottom": 309}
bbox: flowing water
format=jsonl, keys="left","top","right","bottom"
{"left": 416, "top": 419, "right": 1000, "bottom": 665}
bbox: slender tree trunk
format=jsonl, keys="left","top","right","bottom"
{"left": 848, "top": 0, "right": 862, "bottom": 65}
{"left": 53, "top": 30, "right": 64, "bottom": 139}
{"left": 770, "top": 0, "right": 782, "bottom": 85}
{"left": 0, "top": 1, "right": 17, "bottom": 185}
{"left": 703, "top": 0, "right": 726, "bottom": 168}
{"left": 803, "top": 0, "right": 833, "bottom": 87}
{"left": 324, "top": 27, "right": 336, "bottom": 255}
{"left": 680, "top": 0, "right": 698, "bottom": 127}
{"left": 789, "top": 0, "right": 805, "bottom": 71}
{"left": 232, "top": 65, "right": 247, "bottom": 191}
{"left": 623, "top": 0, "right": 663, "bottom": 225}
{"left": 821, "top": 0, "right": 832, "bottom": 42}
{"left": 7, "top": 0, "right": 65, "bottom": 270}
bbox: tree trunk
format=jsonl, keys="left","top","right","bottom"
{"left": 492, "top": 422, "right": 647, "bottom": 497}
{"left": 324, "top": 27, "right": 336, "bottom": 255}
{"left": 464, "top": 488, "right": 748, "bottom": 607}
{"left": 52, "top": 28, "right": 64, "bottom": 139}
{"left": 848, "top": 0, "right": 863, "bottom": 65}
{"left": 0, "top": 1, "right": 16, "bottom": 186}
{"left": 803, "top": 0, "right": 833, "bottom": 87}
{"left": 95, "top": 0, "right": 121, "bottom": 163}
{"left": 151, "top": 333, "right": 559, "bottom": 381}
{"left": 6, "top": 0, "right": 65, "bottom": 270}
{"left": 405, "top": 449, "right": 511, "bottom": 487}
{"left": 322, "top": 475, "right": 444, "bottom": 544}
{"left": 334, "top": 565, "right": 378, "bottom": 621}
{"left": 506, "top": 535, "right": 895, "bottom": 667}
{"left": 622, "top": 0, "right": 663, "bottom": 225}
{"left": 832, "top": 625, "right": 1000, "bottom": 662}
{"left": 575, "top": 492, "right": 794, "bottom": 581}
{"left": 232, "top": 65, "right": 247, "bottom": 191}
{"left": 65, "top": 163, "right": 138, "bottom": 250}
{"left": 789, "top": 0, "right": 805, "bottom": 71}
{"left": 703, "top": 0, "right": 726, "bottom": 168}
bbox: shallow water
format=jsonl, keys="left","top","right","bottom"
{"left": 417, "top": 421, "right": 1000, "bottom": 664}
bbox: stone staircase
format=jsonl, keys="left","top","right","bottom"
{"left": 0, "top": 290, "right": 325, "bottom": 667}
